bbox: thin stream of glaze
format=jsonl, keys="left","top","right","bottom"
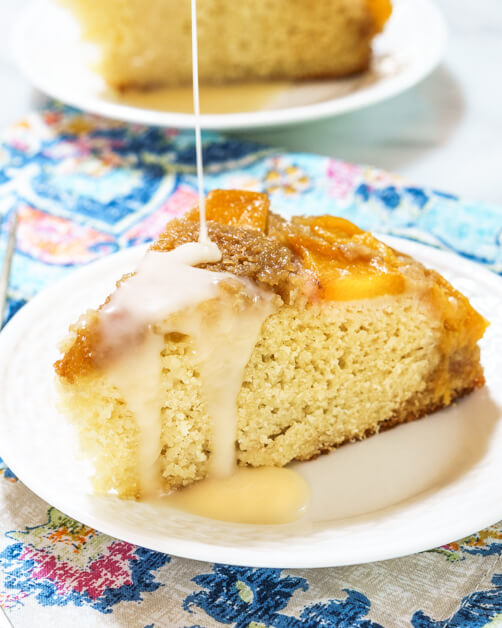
{"left": 97, "top": 0, "right": 310, "bottom": 523}
{"left": 191, "top": 0, "right": 207, "bottom": 244}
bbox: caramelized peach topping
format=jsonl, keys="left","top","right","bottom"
{"left": 285, "top": 215, "right": 406, "bottom": 300}
{"left": 366, "top": 0, "right": 393, "bottom": 33}
{"left": 186, "top": 190, "right": 407, "bottom": 301}
{"left": 186, "top": 189, "right": 269, "bottom": 232}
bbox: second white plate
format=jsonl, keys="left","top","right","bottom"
{"left": 14, "top": 0, "right": 446, "bottom": 130}
{"left": 0, "top": 236, "right": 501, "bottom": 568}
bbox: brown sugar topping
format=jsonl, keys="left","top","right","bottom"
{"left": 55, "top": 197, "right": 304, "bottom": 382}
{"left": 54, "top": 310, "right": 103, "bottom": 382}
{"left": 152, "top": 218, "right": 302, "bottom": 302}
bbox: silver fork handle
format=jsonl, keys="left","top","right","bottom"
{"left": 0, "top": 210, "right": 19, "bottom": 328}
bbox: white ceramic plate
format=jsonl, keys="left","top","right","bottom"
{"left": 13, "top": 0, "right": 446, "bottom": 130}
{"left": 0, "top": 236, "right": 501, "bottom": 568}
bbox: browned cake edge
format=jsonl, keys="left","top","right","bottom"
{"left": 112, "top": 57, "right": 373, "bottom": 91}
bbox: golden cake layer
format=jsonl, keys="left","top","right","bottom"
{"left": 59, "top": 0, "right": 392, "bottom": 89}
{"left": 55, "top": 190, "right": 487, "bottom": 498}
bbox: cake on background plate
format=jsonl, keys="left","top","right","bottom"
{"left": 59, "top": 0, "right": 392, "bottom": 89}
{"left": 54, "top": 190, "right": 487, "bottom": 499}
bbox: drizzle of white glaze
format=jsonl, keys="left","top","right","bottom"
{"left": 100, "top": 242, "right": 277, "bottom": 493}
{"left": 191, "top": 0, "right": 207, "bottom": 243}
{"left": 96, "top": 0, "right": 307, "bottom": 517}
{"left": 174, "top": 284, "right": 277, "bottom": 478}
{"left": 100, "top": 242, "right": 223, "bottom": 345}
{"left": 106, "top": 330, "right": 164, "bottom": 495}
{"left": 99, "top": 242, "right": 222, "bottom": 494}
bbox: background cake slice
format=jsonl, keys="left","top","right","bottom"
{"left": 59, "top": 0, "right": 392, "bottom": 89}
{"left": 55, "top": 190, "right": 487, "bottom": 499}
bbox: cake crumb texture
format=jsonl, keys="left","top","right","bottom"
{"left": 57, "top": 294, "right": 484, "bottom": 498}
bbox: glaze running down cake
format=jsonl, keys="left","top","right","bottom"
{"left": 55, "top": 190, "right": 487, "bottom": 499}
{"left": 59, "top": 0, "right": 392, "bottom": 89}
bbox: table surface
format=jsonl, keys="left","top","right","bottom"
{"left": 1, "top": 0, "right": 501, "bottom": 204}
{"left": 1, "top": 4, "right": 502, "bottom": 626}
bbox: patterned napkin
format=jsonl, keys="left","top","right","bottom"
{"left": 0, "top": 101, "right": 501, "bottom": 627}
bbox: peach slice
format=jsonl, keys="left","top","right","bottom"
{"left": 298, "top": 246, "right": 405, "bottom": 300}
{"left": 289, "top": 215, "right": 406, "bottom": 300}
{"left": 186, "top": 189, "right": 269, "bottom": 232}
{"left": 366, "top": 0, "right": 393, "bottom": 32}
{"left": 287, "top": 220, "right": 390, "bottom": 266}
{"left": 322, "top": 268, "right": 406, "bottom": 301}
{"left": 292, "top": 215, "right": 363, "bottom": 238}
